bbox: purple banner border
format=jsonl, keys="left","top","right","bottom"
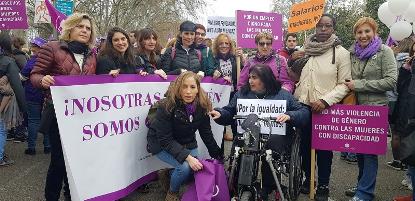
{"left": 85, "top": 172, "right": 157, "bottom": 201}
{"left": 53, "top": 75, "right": 229, "bottom": 86}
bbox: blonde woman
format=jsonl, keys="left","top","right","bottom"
{"left": 30, "top": 13, "right": 97, "bottom": 200}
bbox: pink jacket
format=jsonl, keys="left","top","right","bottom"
{"left": 237, "top": 53, "right": 294, "bottom": 93}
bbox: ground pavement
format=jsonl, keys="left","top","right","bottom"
{"left": 0, "top": 138, "right": 411, "bottom": 201}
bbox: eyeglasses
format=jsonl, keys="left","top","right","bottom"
{"left": 258, "top": 42, "right": 272, "bottom": 47}
{"left": 316, "top": 24, "right": 333, "bottom": 29}
{"left": 195, "top": 32, "right": 206, "bottom": 37}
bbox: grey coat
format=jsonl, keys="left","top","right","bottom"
{"left": 350, "top": 44, "right": 397, "bottom": 106}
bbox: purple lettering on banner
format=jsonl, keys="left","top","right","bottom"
{"left": 312, "top": 104, "right": 388, "bottom": 155}
{"left": 0, "top": 0, "right": 29, "bottom": 30}
{"left": 94, "top": 122, "right": 108, "bottom": 138}
{"left": 85, "top": 172, "right": 157, "bottom": 201}
{"left": 87, "top": 97, "right": 99, "bottom": 112}
{"left": 236, "top": 10, "right": 283, "bottom": 49}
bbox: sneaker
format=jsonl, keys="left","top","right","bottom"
{"left": 6, "top": 133, "right": 14, "bottom": 141}
{"left": 13, "top": 136, "right": 26, "bottom": 143}
{"left": 393, "top": 195, "right": 413, "bottom": 201}
{"left": 345, "top": 157, "right": 358, "bottom": 164}
{"left": 24, "top": 148, "right": 36, "bottom": 155}
{"left": 0, "top": 156, "right": 14, "bottom": 167}
{"left": 387, "top": 160, "right": 407, "bottom": 171}
{"left": 44, "top": 147, "right": 51, "bottom": 154}
{"left": 315, "top": 185, "right": 329, "bottom": 201}
{"left": 345, "top": 186, "right": 357, "bottom": 197}
{"left": 349, "top": 196, "right": 365, "bottom": 201}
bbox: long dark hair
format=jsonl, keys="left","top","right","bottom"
{"left": 241, "top": 64, "right": 282, "bottom": 96}
{"left": 100, "top": 27, "right": 135, "bottom": 67}
{"left": 137, "top": 28, "right": 159, "bottom": 66}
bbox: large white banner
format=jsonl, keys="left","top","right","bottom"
{"left": 206, "top": 16, "right": 236, "bottom": 39}
{"left": 50, "top": 75, "right": 231, "bottom": 201}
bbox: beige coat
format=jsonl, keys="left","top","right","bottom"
{"left": 294, "top": 45, "right": 352, "bottom": 106}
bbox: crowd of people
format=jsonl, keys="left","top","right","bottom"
{"left": 0, "top": 11, "right": 414, "bottom": 201}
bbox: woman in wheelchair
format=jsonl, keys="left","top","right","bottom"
{"left": 209, "top": 64, "right": 310, "bottom": 200}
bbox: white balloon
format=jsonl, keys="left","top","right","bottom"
{"left": 378, "top": 2, "right": 397, "bottom": 27}
{"left": 388, "top": 0, "right": 411, "bottom": 15}
{"left": 390, "top": 21, "right": 413, "bottom": 41}
{"left": 403, "top": 1, "right": 415, "bottom": 22}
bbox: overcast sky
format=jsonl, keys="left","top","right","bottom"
{"left": 196, "top": 0, "right": 274, "bottom": 26}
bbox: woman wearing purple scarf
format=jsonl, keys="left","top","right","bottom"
{"left": 344, "top": 17, "right": 397, "bottom": 201}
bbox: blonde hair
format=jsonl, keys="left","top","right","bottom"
{"left": 255, "top": 32, "right": 273, "bottom": 44}
{"left": 59, "top": 13, "right": 97, "bottom": 48}
{"left": 165, "top": 71, "right": 212, "bottom": 113}
{"left": 353, "top": 17, "right": 378, "bottom": 35}
{"left": 212, "top": 33, "right": 235, "bottom": 57}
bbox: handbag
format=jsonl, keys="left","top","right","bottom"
{"left": 182, "top": 159, "right": 230, "bottom": 201}
{"left": 340, "top": 91, "right": 357, "bottom": 105}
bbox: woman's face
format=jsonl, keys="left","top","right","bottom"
{"left": 355, "top": 23, "right": 375, "bottom": 48}
{"left": 218, "top": 37, "right": 231, "bottom": 55}
{"left": 143, "top": 35, "right": 157, "bottom": 52}
{"left": 315, "top": 16, "right": 334, "bottom": 42}
{"left": 181, "top": 31, "right": 195, "bottom": 47}
{"left": 249, "top": 73, "right": 265, "bottom": 93}
{"left": 180, "top": 77, "right": 199, "bottom": 103}
{"left": 69, "top": 19, "right": 92, "bottom": 44}
{"left": 256, "top": 37, "right": 272, "bottom": 56}
{"left": 112, "top": 32, "right": 129, "bottom": 54}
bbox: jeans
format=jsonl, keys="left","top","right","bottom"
{"left": 27, "top": 101, "right": 49, "bottom": 149}
{"left": 355, "top": 154, "right": 378, "bottom": 201}
{"left": 156, "top": 148, "right": 198, "bottom": 192}
{"left": 300, "top": 107, "right": 333, "bottom": 186}
{"left": 0, "top": 119, "right": 6, "bottom": 160}
{"left": 45, "top": 117, "right": 70, "bottom": 201}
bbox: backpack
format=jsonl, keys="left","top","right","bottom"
{"left": 171, "top": 46, "right": 202, "bottom": 62}
{"left": 145, "top": 101, "right": 161, "bottom": 128}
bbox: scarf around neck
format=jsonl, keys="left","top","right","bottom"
{"left": 255, "top": 49, "right": 276, "bottom": 62}
{"left": 217, "top": 52, "right": 232, "bottom": 61}
{"left": 354, "top": 36, "right": 382, "bottom": 60}
{"left": 185, "top": 102, "right": 196, "bottom": 121}
{"left": 68, "top": 41, "right": 89, "bottom": 54}
{"left": 304, "top": 34, "right": 340, "bottom": 56}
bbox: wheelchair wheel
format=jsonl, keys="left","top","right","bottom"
{"left": 288, "top": 132, "right": 302, "bottom": 200}
{"left": 240, "top": 191, "right": 253, "bottom": 201}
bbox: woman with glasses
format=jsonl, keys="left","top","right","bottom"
{"left": 237, "top": 32, "right": 294, "bottom": 93}
{"left": 293, "top": 14, "right": 352, "bottom": 201}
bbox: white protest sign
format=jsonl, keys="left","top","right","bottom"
{"left": 34, "top": 0, "right": 51, "bottom": 24}
{"left": 50, "top": 75, "right": 231, "bottom": 201}
{"left": 206, "top": 16, "right": 236, "bottom": 39}
{"left": 236, "top": 99, "right": 286, "bottom": 135}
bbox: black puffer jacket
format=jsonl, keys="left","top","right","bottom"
{"left": 96, "top": 55, "right": 137, "bottom": 75}
{"left": 139, "top": 53, "right": 162, "bottom": 74}
{"left": 0, "top": 54, "right": 26, "bottom": 113}
{"left": 161, "top": 40, "right": 202, "bottom": 75}
{"left": 147, "top": 99, "right": 221, "bottom": 163}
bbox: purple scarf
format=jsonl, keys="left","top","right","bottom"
{"left": 354, "top": 36, "right": 382, "bottom": 60}
{"left": 185, "top": 102, "right": 196, "bottom": 121}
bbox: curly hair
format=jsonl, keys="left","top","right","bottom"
{"left": 212, "top": 33, "right": 235, "bottom": 57}
{"left": 59, "top": 13, "right": 97, "bottom": 48}
{"left": 164, "top": 71, "right": 212, "bottom": 113}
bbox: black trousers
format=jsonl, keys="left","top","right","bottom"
{"left": 44, "top": 109, "right": 70, "bottom": 201}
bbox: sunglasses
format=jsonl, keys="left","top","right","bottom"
{"left": 258, "top": 42, "right": 272, "bottom": 47}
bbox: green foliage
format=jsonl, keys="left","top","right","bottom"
{"left": 364, "top": 0, "right": 389, "bottom": 42}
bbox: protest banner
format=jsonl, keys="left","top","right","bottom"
{"left": 55, "top": 0, "right": 74, "bottom": 16}
{"left": 45, "top": 0, "right": 66, "bottom": 32}
{"left": 206, "top": 16, "right": 236, "bottom": 39}
{"left": 35, "top": 0, "right": 51, "bottom": 24}
{"left": 0, "top": 0, "right": 29, "bottom": 30}
{"left": 288, "top": 0, "right": 325, "bottom": 33}
{"left": 50, "top": 75, "right": 231, "bottom": 201}
{"left": 312, "top": 104, "right": 388, "bottom": 155}
{"left": 236, "top": 10, "right": 283, "bottom": 49}
{"left": 236, "top": 99, "right": 286, "bottom": 135}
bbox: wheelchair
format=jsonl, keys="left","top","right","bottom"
{"left": 227, "top": 114, "right": 302, "bottom": 201}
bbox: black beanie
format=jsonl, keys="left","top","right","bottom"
{"left": 179, "top": 21, "right": 196, "bottom": 32}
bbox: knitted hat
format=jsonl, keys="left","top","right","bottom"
{"left": 179, "top": 21, "right": 196, "bottom": 32}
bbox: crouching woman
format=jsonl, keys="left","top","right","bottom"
{"left": 147, "top": 71, "right": 222, "bottom": 201}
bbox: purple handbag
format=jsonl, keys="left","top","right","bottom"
{"left": 181, "top": 159, "right": 230, "bottom": 201}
